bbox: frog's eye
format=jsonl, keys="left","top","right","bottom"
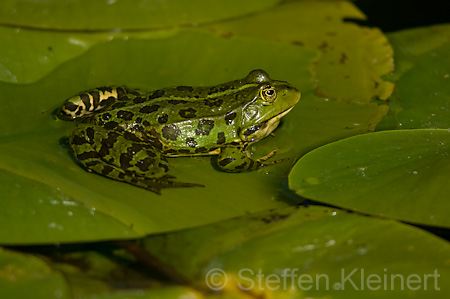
{"left": 261, "top": 85, "right": 277, "bottom": 103}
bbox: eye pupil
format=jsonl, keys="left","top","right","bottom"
{"left": 261, "top": 85, "right": 276, "bottom": 103}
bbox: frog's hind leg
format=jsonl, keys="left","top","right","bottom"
{"left": 70, "top": 124, "right": 203, "bottom": 194}
{"left": 59, "top": 86, "right": 134, "bottom": 120}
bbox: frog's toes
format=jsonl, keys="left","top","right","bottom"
{"left": 257, "top": 148, "right": 288, "bottom": 166}
{"left": 258, "top": 148, "right": 280, "bottom": 162}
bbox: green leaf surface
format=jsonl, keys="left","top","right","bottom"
{"left": 289, "top": 129, "right": 450, "bottom": 227}
{"left": 377, "top": 24, "right": 450, "bottom": 130}
{"left": 141, "top": 205, "right": 450, "bottom": 298}
{"left": 0, "top": 1, "right": 392, "bottom": 244}
{"left": 0, "top": 247, "right": 70, "bottom": 298}
{"left": 0, "top": 0, "right": 280, "bottom": 30}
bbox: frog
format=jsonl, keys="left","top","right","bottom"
{"left": 58, "top": 69, "right": 301, "bottom": 194}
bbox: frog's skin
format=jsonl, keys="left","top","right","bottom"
{"left": 59, "top": 70, "right": 301, "bottom": 194}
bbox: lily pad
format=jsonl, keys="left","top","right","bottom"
{"left": 141, "top": 205, "right": 450, "bottom": 298}
{"left": 377, "top": 24, "right": 450, "bottom": 130}
{"left": 0, "top": 26, "right": 178, "bottom": 84}
{"left": 289, "top": 129, "right": 450, "bottom": 227}
{"left": 0, "top": 0, "right": 280, "bottom": 30}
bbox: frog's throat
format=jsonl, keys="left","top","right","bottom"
{"left": 256, "top": 106, "right": 294, "bottom": 141}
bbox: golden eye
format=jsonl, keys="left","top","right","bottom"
{"left": 261, "top": 85, "right": 277, "bottom": 103}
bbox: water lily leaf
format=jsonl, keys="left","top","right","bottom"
{"left": 203, "top": 0, "right": 395, "bottom": 103}
{"left": 377, "top": 24, "right": 450, "bottom": 130}
{"left": 0, "top": 26, "right": 177, "bottom": 84}
{"left": 0, "top": 1, "right": 392, "bottom": 244}
{"left": 289, "top": 129, "right": 450, "bottom": 227}
{"left": 0, "top": 247, "right": 70, "bottom": 298}
{"left": 141, "top": 205, "right": 450, "bottom": 298}
{"left": 0, "top": 0, "right": 280, "bottom": 30}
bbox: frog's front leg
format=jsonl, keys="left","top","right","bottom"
{"left": 69, "top": 124, "right": 202, "bottom": 194}
{"left": 217, "top": 144, "right": 287, "bottom": 173}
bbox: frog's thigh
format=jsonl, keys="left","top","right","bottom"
{"left": 217, "top": 146, "right": 260, "bottom": 173}
{"left": 70, "top": 124, "right": 169, "bottom": 179}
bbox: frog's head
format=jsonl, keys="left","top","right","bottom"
{"left": 239, "top": 69, "right": 301, "bottom": 142}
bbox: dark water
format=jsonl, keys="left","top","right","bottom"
{"left": 351, "top": 0, "right": 450, "bottom": 32}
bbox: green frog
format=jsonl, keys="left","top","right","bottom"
{"left": 58, "top": 70, "right": 301, "bottom": 194}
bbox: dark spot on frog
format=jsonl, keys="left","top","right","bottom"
{"left": 217, "top": 132, "right": 226, "bottom": 144}
{"left": 135, "top": 117, "right": 142, "bottom": 123}
{"left": 148, "top": 89, "right": 165, "bottom": 100}
{"left": 166, "top": 148, "right": 191, "bottom": 155}
{"left": 123, "top": 131, "right": 142, "bottom": 142}
{"left": 116, "top": 110, "right": 134, "bottom": 121}
{"left": 98, "top": 132, "right": 120, "bottom": 158}
{"left": 243, "top": 123, "right": 262, "bottom": 136}
{"left": 71, "top": 135, "right": 89, "bottom": 146}
{"left": 127, "top": 143, "right": 145, "bottom": 155}
{"left": 130, "top": 91, "right": 141, "bottom": 96}
{"left": 186, "top": 137, "right": 198, "bottom": 148}
{"left": 340, "top": 53, "right": 348, "bottom": 64}
{"left": 176, "top": 86, "right": 194, "bottom": 92}
{"left": 102, "top": 113, "right": 111, "bottom": 121}
{"left": 86, "top": 127, "right": 95, "bottom": 141}
{"left": 76, "top": 151, "right": 99, "bottom": 161}
{"left": 140, "top": 104, "right": 161, "bottom": 114}
{"left": 133, "top": 124, "right": 144, "bottom": 132}
{"left": 118, "top": 172, "right": 126, "bottom": 179}
{"left": 120, "top": 153, "right": 133, "bottom": 169}
{"left": 158, "top": 114, "right": 169, "bottom": 124}
{"left": 162, "top": 124, "right": 181, "bottom": 141}
{"left": 179, "top": 108, "right": 196, "bottom": 118}
{"left": 235, "top": 162, "right": 247, "bottom": 170}
{"left": 142, "top": 120, "right": 150, "bottom": 127}
{"left": 133, "top": 97, "right": 146, "bottom": 104}
{"left": 101, "top": 164, "right": 114, "bottom": 175}
{"left": 84, "top": 160, "right": 101, "bottom": 168}
{"left": 147, "top": 136, "right": 163, "bottom": 150}
{"left": 100, "top": 96, "right": 115, "bottom": 108}
{"left": 218, "top": 157, "right": 235, "bottom": 166}
{"left": 136, "top": 157, "right": 155, "bottom": 172}
{"left": 119, "top": 95, "right": 130, "bottom": 102}
{"left": 224, "top": 111, "right": 236, "bottom": 125}
{"left": 195, "top": 146, "right": 208, "bottom": 153}
{"left": 98, "top": 86, "right": 114, "bottom": 93}
{"left": 207, "top": 84, "right": 231, "bottom": 95}
{"left": 91, "top": 91, "right": 100, "bottom": 106}
{"left": 116, "top": 87, "right": 127, "bottom": 98}
{"left": 80, "top": 94, "right": 91, "bottom": 111}
{"left": 63, "top": 101, "right": 79, "bottom": 112}
{"left": 168, "top": 99, "right": 188, "bottom": 105}
{"left": 158, "top": 163, "right": 169, "bottom": 173}
{"left": 195, "top": 119, "right": 215, "bottom": 135}
{"left": 111, "top": 101, "right": 128, "bottom": 109}
{"left": 203, "top": 98, "right": 224, "bottom": 107}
